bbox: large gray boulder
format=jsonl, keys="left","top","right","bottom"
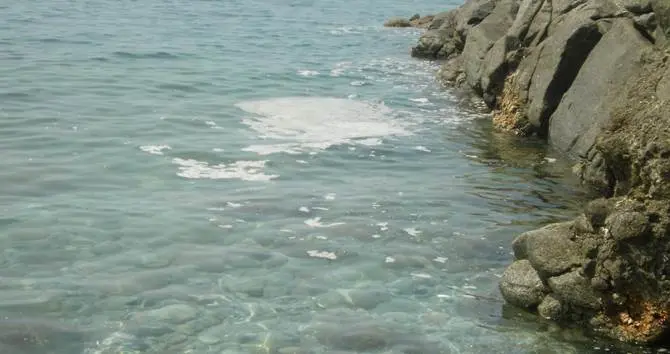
{"left": 548, "top": 19, "right": 652, "bottom": 157}
{"left": 512, "top": 222, "right": 585, "bottom": 278}
{"left": 499, "top": 260, "right": 549, "bottom": 308}
{"left": 547, "top": 270, "right": 603, "bottom": 309}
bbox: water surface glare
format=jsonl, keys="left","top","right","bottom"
{"left": 0, "top": 0, "right": 635, "bottom": 353}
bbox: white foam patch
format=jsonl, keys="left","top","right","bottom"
{"left": 324, "top": 193, "right": 336, "bottom": 200}
{"left": 307, "top": 250, "right": 337, "bottom": 260}
{"left": 140, "top": 144, "right": 171, "bottom": 155}
{"left": 299, "top": 206, "right": 310, "bottom": 213}
{"left": 236, "top": 97, "right": 411, "bottom": 155}
{"left": 297, "top": 70, "right": 320, "bottom": 77}
{"left": 172, "top": 158, "right": 278, "bottom": 181}
{"left": 330, "top": 61, "right": 352, "bottom": 77}
{"left": 414, "top": 146, "right": 431, "bottom": 152}
{"left": 404, "top": 228, "right": 422, "bottom": 237}
{"left": 409, "top": 98, "right": 430, "bottom": 104}
{"left": 304, "top": 217, "right": 346, "bottom": 228}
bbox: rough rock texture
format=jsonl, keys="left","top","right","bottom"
{"left": 384, "top": 17, "right": 412, "bottom": 28}
{"left": 500, "top": 260, "right": 549, "bottom": 308}
{"left": 548, "top": 18, "right": 652, "bottom": 158}
{"left": 404, "top": 0, "right": 670, "bottom": 345}
{"left": 384, "top": 15, "right": 435, "bottom": 29}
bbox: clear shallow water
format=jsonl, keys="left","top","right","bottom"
{"left": 0, "top": 0, "right": 648, "bottom": 353}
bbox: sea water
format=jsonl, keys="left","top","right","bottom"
{"left": 0, "top": 0, "right": 633, "bottom": 353}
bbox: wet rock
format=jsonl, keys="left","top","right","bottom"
{"left": 384, "top": 17, "right": 412, "bottom": 28}
{"left": 537, "top": 294, "right": 563, "bottom": 319}
{"left": 137, "top": 304, "right": 199, "bottom": 325}
{"left": 512, "top": 222, "right": 584, "bottom": 278}
{"left": 548, "top": 270, "right": 602, "bottom": 309}
{"left": 604, "top": 211, "right": 649, "bottom": 241}
{"left": 499, "top": 260, "right": 549, "bottom": 308}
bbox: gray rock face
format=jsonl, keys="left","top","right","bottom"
{"left": 411, "top": 16, "right": 463, "bottom": 59}
{"left": 548, "top": 19, "right": 652, "bottom": 157}
{"left": 499, "top": 260, "right": 549, "bottom": 308}
{"left": 412, "top": 0, "right": 499, "bottom": 60}
{"left": 455, "top": 0, "right": 498, "bottom": 34}
{"left": 522, "top": 14, "right": 604, "bottom": 133}
{"left": 462, "top": 0, "right": 520, "bottom": 92}
{"left": 548, "top": 270, "right": 602, "bottom": 309}
{"left": 513, "top": 222, "right": 584, "bottom": 278}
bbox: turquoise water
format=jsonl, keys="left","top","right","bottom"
{"left": 0, "top": 0, "right": 629, "bottom": 353}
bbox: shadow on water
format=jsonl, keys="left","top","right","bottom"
{"left": 449, "top": 110, "right": 596, "bottom": 227}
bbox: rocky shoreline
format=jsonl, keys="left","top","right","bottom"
{"left": 389, "top": 0, "right": 670, "bottom": 345}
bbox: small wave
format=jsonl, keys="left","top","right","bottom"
{"left": 304, "top": 217, "right": 345, "bottom": 228}
{"left": 410, "top": 98, "right": 432, "bottom": 105}
{"left": 414, "top": 146, "right": 432, "bottom": 153}
{"left": 297, "top": 70, "right": 320, "bottom": 77}
{"left": 172, "top": 158, "right": 278, "bottom": 181}
{"left": 330, "top": 62, "right": 352, "bottom": 77}
{"left": 139, "top": 144, "right": 171, "bottom": 155}
{"left": 112, "top": 51, "right": 180, "bottom": 59}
